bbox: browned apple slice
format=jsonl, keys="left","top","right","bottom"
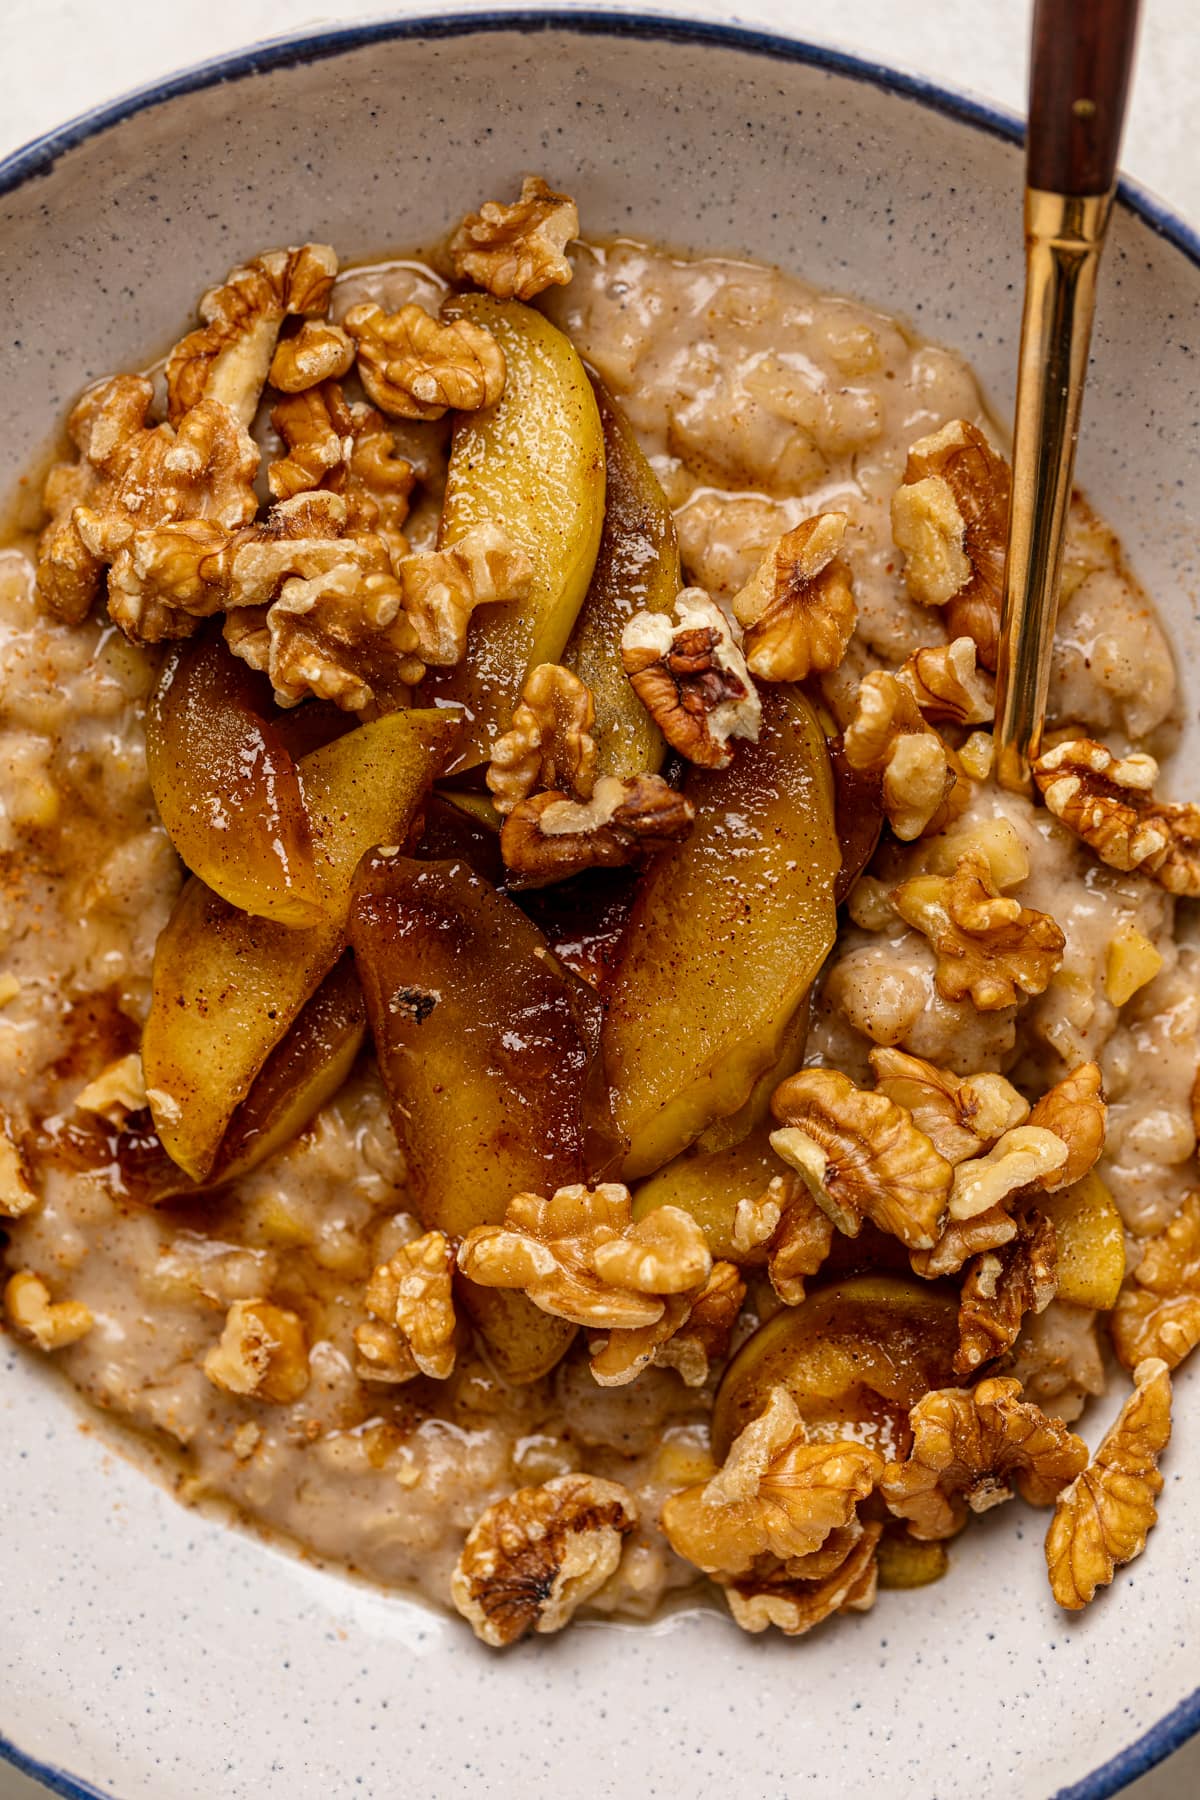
{"left": 711, "top": 1274, "right": 960, "bottom": 1460}
{"left": 348, "top": 852, "right": 619, "bottom": 1380}
{"left": 147, "top": 630, "right": 323, "bottom": 926}
{"left": 143, "top": 709, "right": 459, "bottom": 1180}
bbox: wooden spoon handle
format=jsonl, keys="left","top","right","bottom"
{"left": 1027, "top": 0, "right": 1142, "bottom": 195}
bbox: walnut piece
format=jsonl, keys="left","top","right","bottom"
{"left": 449, "top": 175, "right": 579, "bottom": 301}
{"left": 890, "top": 419, "right": 1010, "bottom": 669}
{"left": 38, "top": 377, "right": 260, "bottom": 639}
{"left": 770, "top": 1068, "right": 951, "bottom": 1251}
{"left": 723, "top": 1519, "right": 882, "bottom": 1636}
{"left": 621, "top": 590, "right": 761, "bottom": 770}
{"left": 166, "top": 244, "right": 337, "bottom": 427}
{"left": 452, "top": 1472, "right": 637, "bottom": 1647}
{"left": 911, "top": 1204, "right": 1019, "bottom": 1280}
{"left": 660, "top": 1386, "right": 883, "bottom": 1575}
{"left": 589, "top": 1260, "right": 745, "bottom": 1388}
{"left": 1045, "top": 1357, "right": 1172, "bottom": 1610}
{"left": 881, "top": 1376, "right": 1088, "bottom": 1539}
{"left": 499, "top": 773, "right": 695, "bottom": 887}
{"left": 1027, "top": 1062, "right": 1106, "bottom": 1191}
{"left": 457, "top": 1184, "right": 712, "bottom": 1330}
{"left": 948, "top": 1126, "right": 1068, "bottom": 1220}
{"left": 730, "top": 512, "right": 857, "bottom": 682}
{"left": 269, "top": 319, "right": 356, "bottom": 393}
{"left": 870, "top": 1046, "right": 1029, "bottom": 1167}
{"left": 343, "top": 302, "right": 506, "bottom": 421}
{"left": 250, "top": 561, "right": 425, "bottom": 712}
{"left": 895, "top": 636, "right": 995, "bottom": 727}
{"left": 487, "top": 662, "right": 597, "bottom": 814}
{"left": 354, "top": 1230, "right": 457, "bottom": 1384}
{"left": 4, "top": 1270, "right": 93, "bottom": 1350}
{"left": 842, "top": 670, "right": 967, "bottom": 841}
{"left": 74, "top": 1052, "right": 148, "bottom": 1128}
{"left": 203, "top": 1299, "right": 310, "bottom": 1403}
{"left": 397, "top": 523, "right": 533, "bottom": 667}
{"left": 732, "top": 1172, "right": 835, "bottom": 1305}
{"left": 891, "top": 849, "right": 1065, "bottom": 1010}
{"left": 0, "top": 1127, "right": 38, "bottom": 1219}
{"left": 955, "top": 1209, "right": 1058, "bottom": 1374}
{"left": 1033, "top": 738, "right": 1200, "bottom": 897}
{"left": 1111, "top": 1191, "right": 1200, "bottom": 1372}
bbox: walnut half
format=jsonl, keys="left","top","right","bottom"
{"left": 730, "top": 512, "right": 856, "bottom": 682}
{"left": 1033, "top": 738, "right": 1200, "bottom": 898}
{"left": 486, "top": 662, "right": 597, "bottom": 815}
{"left": 499, "top": 774, "right": 695, "bottom": 887}
{"left": 354, "top": 1230, "right": 457, "bottom": 1384}
{"left": 891, "top": 849, "right": 1065, "bottom": 1011}
{"left": 343, "top": 302, "right": 506, "bottom": 421}
{"left": 621, "top": 591, "right": 761, "bottom": 770}
{"left": 449, "top": 175, "right": 579, "bottom": 302}
{"left": 452, "top": 1473, "right": 638, "bottom": 1646}
{"left": 1111, "top": 1191, "right": 1200, "bottom": 1373}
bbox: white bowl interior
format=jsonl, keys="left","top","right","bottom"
{"left": 2, "top": 20, "right": 1199, "bottom": 1799}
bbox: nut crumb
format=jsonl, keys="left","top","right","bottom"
{"left": 4, "top": 1270, "right": 93, "bottom": 1351}
{"left": 203, "top": 1299, "right": 310, "bottom": 1404}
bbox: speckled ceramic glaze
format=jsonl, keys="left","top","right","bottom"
{"left": 2, "top": 13, "right": 1199, "bottom": 1799}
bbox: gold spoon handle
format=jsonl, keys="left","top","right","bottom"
{"left": 994, "top": 0, "right": 1141, "bottom": 794}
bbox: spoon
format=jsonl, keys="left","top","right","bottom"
{"left": 994, "top": 0, "right": 1142, "bottom": 793}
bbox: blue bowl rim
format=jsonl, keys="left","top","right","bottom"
{"left": 1, "top": 10, "right": 1197, "bottom": 1800}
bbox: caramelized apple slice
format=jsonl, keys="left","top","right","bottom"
{"left": 828, "top": 735, "right": 884, "bottom": 905}
{"left": 422, "top": 296, "right": 605, "bottom": 771}
{"left": 117, "top": 956, "right": 366, "bottom": 1204}
{"left": 1039, "top": 1171, "right": 1125, "bottom": 1310}
{"left": 147, "top": 631, "right": 322, "bottom": 926}
{"left": 348, "top": 852, "right": 614, "bottom": 1380}
{"left": 561, "top": 379, "right": 679, "bottom": 777}
{"left": 711, "top": 1274, "right": 960, "bottom": 1461}
{"left": 143, "top": 710, "right": 458, "bottom": 1180}
{"left": 631, "top": 1130, "right": 783, "bottom": 1261}
{"left": 693, "top": 996, "right": 810, "bottom": 1155}
{"left": 603, "top": 685, "right": 840, "bottom": 1179}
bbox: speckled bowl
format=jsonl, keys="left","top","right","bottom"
{"left": 2, "top": 13, "right": 1199, "bottom": 1799}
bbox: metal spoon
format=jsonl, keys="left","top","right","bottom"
{"left": 994, "top": 0, "right": 1142, "bottom": 792}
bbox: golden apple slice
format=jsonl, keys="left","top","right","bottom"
{"left": 422, "top": 296, "right": 605, "bottom": 771}
{"left": 561, "top": 379, "right": 679, "bottom": 777}
{"left": 348, "top": 851, "right": 618, "bottom": 1381}
{"left": 143, "top": 709, "right": 458, "bottom": 1180}
{"left": 711, "top": 1274, "right": 960, "bottom": 1460}
{"left": 603, "top": 685, "right": 840, "bottom": 1179}
{"left": 1038, "top": 1171, "right": 1126, "bottom": 1310}
{"left": 631, "top": 1130, "right": 783, "bottom": 1261}
{"left": 147, "top": 631, "right": 322, "bottom": 926}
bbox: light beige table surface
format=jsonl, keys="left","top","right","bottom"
{"left": 1, "top": 3, "right": 1197, "bottom": 1796}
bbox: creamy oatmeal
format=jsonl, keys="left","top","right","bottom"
{"left": 2, "top": 176, "right": 1195, "bottom": 1642}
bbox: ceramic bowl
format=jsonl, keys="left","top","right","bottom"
{"left": 2, "top": 13, "right": 1199, "bottom": 1798}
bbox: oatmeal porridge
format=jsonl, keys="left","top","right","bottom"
{"left": 2, "top": 175, "right": 1194, "bottom": 1643}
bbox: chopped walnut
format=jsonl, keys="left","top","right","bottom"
{"left": 38, "top": 378, "right": 260, "bottom": 638}
{"left": 487, "top": 662, "right": 597, "bottom": 814}
{"left": 948, "top": 1126, "right": 1068, "bottom": 1221}
{"left": 870, "top": 1047, "right": 1029, "bottom": 1166}
{"left": 268, "top": 384, "right": 415, "bottom": 563}
{"left": 955, "top": 1209, "right": 1058, "bottom": 1373}
{"left": 1111, "top": 1191, "right": 1200, "bottom": 1372}
{"left": 722, "top": 1519, "right": 882, "bottom": 1636}
{"left": 397, "top": 523, "right": 533, "bottom": 666}
{"left": 895, "top": 636, "right": 995, "bottom": 727}
{"left": 499, "top": 774, "right": 694, "bottom": 887}
{"left": 732, "top": 1173, "right": 835, "bottom": 1305}
{"left": 4, "top": 1271, "right": 93, "bottom": 1350}
{"left": 1027, "top": 1062, "right": 1106, "bottom": 1191}
{"left": 730, "top": 512, "right": 857, "bottom": 682}
{"left": 449, "top": 175, "right": 579, "bottom": 301}
{"left": 343, "top": 302, "right": 506, "bottom": 421}
{"left": 166, "top": 243, "right": 338, "bottom": 427}
{"left": 770, "top": 1068, "right": 951, "bottom": 1251}
{"left": 891, "top": 849, "right": 1065, "bottom": 1010}
{"left": 660, "top": 1387, "right": 883, "bottom": 1575}
{"left": 842, "top": 670, "right": 967, "bottom": 841}
{"left": 252, "top": 561, "right": 425, "bottom": 712}
{"left": 589, "top": 1261, "right": 745, "bottom": 1387}
{"left": 203, "top": 1299, "right": 310, "bottom": 1404}
{"left": 1033, "top": 738, "right": 1200, "bottom": 897}
{"left": 881, "top": 1377, "right": 1088, "bottom": 1540}
{"left": 621, "top": 590, "right": 761, "bottom": 770}
{"left": 354, "top": 1230, "right": 457, "bottom": 1384}
{"left": 451, "top": 1472, "right": 637, "bottom": 1647}
{"left": 457, "top": 1184, "right": 712, "bottom": 1330}
{"left": 73, "top": 1052, "right": 147, "bottom": 1127}
{"left": 911, "top": 1204, "right": 1019, "bottom": 1280}
{"left": 268, "top": 319, "right": 355, "bottom": 393}
{"left": 1045, "top": 1357, "right": 1172, "bottom": 1610}
{"left": 0, "top": 1127, "right": 38, "bottom": 1219}
{"left": 890, "top": 419, "right": 1010, "bottom": 669}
